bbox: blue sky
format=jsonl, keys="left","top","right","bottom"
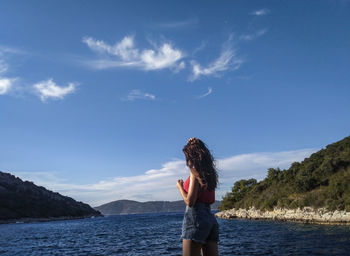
{"left": 1, "top": 0, "right": 349, "bottom": 206}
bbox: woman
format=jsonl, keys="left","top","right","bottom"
{"left": 176, "top": 137, "right": 219, "bottom": 256}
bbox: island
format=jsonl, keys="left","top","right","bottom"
{"left": 95, "top": 199, "right": 222, "bottom": 215}
{"left": 216, "top": 135, "right": 350, "bottom": 224}
{"left": 0, "top": 172, "right": 102, "bottom": 224}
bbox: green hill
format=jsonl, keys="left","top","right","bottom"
{"left": 0, "top": 172, "right": 101, "bottom": 222}
{"left": 219, "top": 136, "right": 350, "bottom": 212}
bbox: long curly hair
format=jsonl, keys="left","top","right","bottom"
{"left": 183, "top": 137, "right": 218, "bottom": 191}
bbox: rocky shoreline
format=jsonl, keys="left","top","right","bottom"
{"left": 215, "top": 207, "right": 350, "bottom": 225}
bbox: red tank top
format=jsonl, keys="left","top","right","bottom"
{"left": 183, "top": 176, "right": 215, "bottom": 204}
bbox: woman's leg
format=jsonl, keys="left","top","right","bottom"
{"left": 201, "top": 241, "right": 218, "bottom": 256}
{"left": 182, "top": 239, "right": 202, "bottom": 256}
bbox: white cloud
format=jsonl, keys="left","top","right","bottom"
{"left": 0, "top": 78, "right": 14, "bottom": 95}
{"left": 124, "top": 89, "right": 156, "bottom": 101}
{"left": 190, "top": 37, "right": 243, "bottom": 81}
{"left": 13, "top": 148, "right": 317, "bottom": 207}
{"left": 141, "top": 43, "right": 184, "bottom": 70}
{"left": 0, "top": 55, "right": 15, "bottom": 95}
{"left": 251, "top": 8, "right": 270, "bottom": 16}
{"left": 83, "top": 36, "right": 139, "bottom": 61}
{"left": 14, "top": 160, "right": 188, "bottom": 207}
{"left": 240, "top": 28, "right": 268, "bottom": 41}
{"left": 0, "top": 46, "right": 76, "bottom": 101}
{"left": 82, "top": 36, "right": 185, "bottom": 72}
{"left": 33, "top": 79, "right": 76, "bottom": 101}
{"left": 197, "top": 87, "right": 213, "bottom": 99}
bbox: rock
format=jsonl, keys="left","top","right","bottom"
{"left": 215, "top": 207, "right": 350, "bottom": 224}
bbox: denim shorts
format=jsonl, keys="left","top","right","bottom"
{"left": 181, "top": 202, "right": 219, "bottom": 244}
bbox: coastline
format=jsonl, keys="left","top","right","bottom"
{"left": 0, "top": 214, "right": 103, "bottom": 225}
{"left": 215, "top": 207, "right": 350, "bottom": 225}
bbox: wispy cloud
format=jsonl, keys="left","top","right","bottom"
{"left": 251, "top": 8, "right": 270, "bottom": 16}
{"left": 173, "top": 61, "right": 186, "bottom": 73}
{"left": 123, "top": 89, "right": 156, "bottom": 101}
{"left": 192, "top": 41, "right": 207, "bottom": 56}
{"left": 240, "top": 28, "right": 268, "bottom": 41}
{"left": 151, "top": 18, "right": 199, "bottom": 29}
{"left": 14, "top": 148, "right": 317, "bottom": 206}
{"left": 189, "top": 37, "right": 244, "bottom": 81}
{"left": 82, "top": 36, "right": 185, "bottom": 72}
{"left": 0, "top": 60, "right": 8, "bottom": 74}
{"left": 0, "top": 45, "right": 27, "bottom": 55}
{"left": 33, "top": 79, "right": 77, "bottom": 102}
{"left": 197, "top": 87, "right": 213, "bottom": 99}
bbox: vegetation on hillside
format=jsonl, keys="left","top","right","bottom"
{"left": 219, "top": 136, "right": 350, "bottom": 212}
{"left": 0, "top": 172, "right": 101, "bottom": 220}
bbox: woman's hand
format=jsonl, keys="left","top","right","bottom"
{"left": 176, "top": 179, "right": 184, "bottom": 191}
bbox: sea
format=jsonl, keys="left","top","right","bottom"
{"left": 1, "top": 212, "right": 350, "bottom": 256}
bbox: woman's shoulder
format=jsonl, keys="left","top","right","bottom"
{"left": 189, "top": 172, "right": 201, "bottom": 185}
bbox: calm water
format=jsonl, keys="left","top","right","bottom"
{"left": 1, "top": 212, "right": 350, "bottom": 255}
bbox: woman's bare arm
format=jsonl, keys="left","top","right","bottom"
{"left": 177, "top": 172, "right": 199, "bottom": 207}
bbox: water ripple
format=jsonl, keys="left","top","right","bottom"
{"left": 1, "top": 213, "right": 350, "bottom": 255}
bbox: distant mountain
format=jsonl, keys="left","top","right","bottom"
{"left": 0, "top": 172, "right": 101, "bottom": 222}
{"left": 95, "top": 200, "right": 222, "bottom": 215}
{"left": 220, "top": 135, "right": 350, "bottom": 212}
